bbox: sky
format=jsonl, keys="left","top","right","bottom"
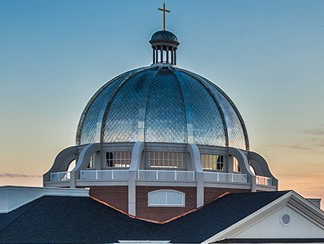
{"left": 0, "top": 0, "right": 323, "bottom": 206}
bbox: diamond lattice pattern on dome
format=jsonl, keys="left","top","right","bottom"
{"left": 76, "top": 66, "right": 248, "bottom": 150}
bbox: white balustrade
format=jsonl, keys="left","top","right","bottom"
{"left": 50, "top": 171, "right": 71, "bottom": 182}
{"left": 50, "top": 170, "right": 254, "bottom": 185}
{"left": 137, "top": 170, "right": 195, "bottom": 181}
{"left": 256, "top": 175, "right": 272, "bottom": 186}
{"left": 204, "top": 172, "right": 247, "bottom": 183}
{"left": 80, "top": 170, "right": 129, "bottom": 181}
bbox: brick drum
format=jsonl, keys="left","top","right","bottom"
{"left": 204, "top": 187, "right": 249, "bottom": 205}
{"left": 88, "top": 186, "right": 128, "bottom": 213}
{"left": 86, "top": 185, "right": 251, "bottom": 223}
{"left": 136, "top": 186, "right": 197, "bottom": 222}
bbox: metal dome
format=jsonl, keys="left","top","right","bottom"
{"left": 76, "top": 65, "right": 249, "bottom": 150}
{"left": 150, "top": 30, "right": 179, "bottom": 44}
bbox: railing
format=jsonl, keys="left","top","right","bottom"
{"left": 204, "top": 172, "right": 247, "bottom": 183}
{"left": 50, "top": 171, "right": 71, "bottom": 182}
{"left": 80, "top": 170, "right": 129, "bottom": 181}
{"left": 256, "top": 175, "right": 272, "bottom": 186}
{"left": 137, "top": 170, "right": 195, "bottom": 181}
{"left": 49, "top": 170, "right": 263, "bottom": 186}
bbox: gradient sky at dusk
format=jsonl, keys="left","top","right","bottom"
{"left": 0, "top": 0, "right": 323, "bottom": 206}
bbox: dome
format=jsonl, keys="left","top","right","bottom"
{"left": 76, "top": 65, "right": 249, "bottom": 150}
{"left": 150, "top": 30, "right": 179, "bottom": 44}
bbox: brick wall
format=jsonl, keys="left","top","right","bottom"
{"left": 88, "top": 186, "right": 128, "bottom": 213}
{"left": 85, "top": 185, "right": 251, "bottom": 222}
{"left": 204, "top": 187, "right": 249, "bottom": 205}
{"left": 136, "top": 186, "right": 197, "bottom": 222}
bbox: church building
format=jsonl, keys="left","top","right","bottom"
{"left": 1, "top": 4, "right": 324, "bottom": 243}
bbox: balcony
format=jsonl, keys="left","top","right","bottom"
{"left": 49, "top": 170, "right": 251, "bottom": 184}
{"left": 48, "top": 170, "right": 275, "bottom": 190}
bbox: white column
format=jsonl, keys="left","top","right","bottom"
{"left": 128, "top": 141, "right": 144, "bottom": 216}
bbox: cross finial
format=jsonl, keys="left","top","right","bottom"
{"left": 158, "top": 2, "right": 170, "bottom": 31}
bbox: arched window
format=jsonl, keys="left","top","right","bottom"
{"left": 148, "top": 190, "right": 185, "bottom": 207}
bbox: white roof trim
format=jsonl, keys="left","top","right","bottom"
{"left": 202, "top": 191, "right": 324, "bottom": 244}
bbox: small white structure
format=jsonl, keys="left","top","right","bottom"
{"left": 0, "top": 186, "right": 89, "bottom": 213}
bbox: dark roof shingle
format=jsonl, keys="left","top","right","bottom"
{"left": 0, "top": 191, "right": 289, "bottom": 243}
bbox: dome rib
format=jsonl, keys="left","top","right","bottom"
{"left": 136, "top": 66, "right": 160, "bottom": 141}
{"left": 179, "top": 69, "right": 229, "bottom": 147}
{"left": 77, "top": 66, "right": 248, "bottom": 149}
{"left": 99, "top": 67, "right": 151, "bottom": 143}
{"left": 76, "top": 70, "right": 134, "bottom": 145}
{"left": 172, "top": 68, "right": 195, "bottom": 144}
{"left": 195, "top": 74, "right": 249, "bottom": 150}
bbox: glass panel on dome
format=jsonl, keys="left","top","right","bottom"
{"left": 79, "top": 71, "right": 133, "bottom": 145}
{"left": 145, "top": 68, "right": 187, "bottom": 143}
{"left": 201, "top": 77, "right": 247, "bottom": 150}
{"left": 103, "top": 68, "right": 156, "bottom": 142}
{"left": 179, "top": 72, "right": 226, "bottom": 146}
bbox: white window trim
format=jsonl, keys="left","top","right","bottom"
{"left": 148, "top": 190, "right": 185, "bottom": 207}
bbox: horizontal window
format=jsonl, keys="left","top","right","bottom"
{"left": 148, "top": 190, "right": 185, "bottom": 207}
{"left": 106, "top": 151, "right": 131, "bottom": 168}
{"left": 201, "top": 154, "right": 224, "bottom": 171}
{"left": 148, "top": 152, "right": 183, "bottom": 168}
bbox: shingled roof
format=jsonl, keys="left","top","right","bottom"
{"left": 0, "top": 191, "right": 289, "bottom": 243}
{"left": 214, "top": 238, "right": 324, "bottom": 243}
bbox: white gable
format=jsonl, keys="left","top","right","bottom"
{"left": 202, "top": 191, "right": 324, "bottom": 244}
{"left": 233, "top": 205, "right": 324, "bottom": 239}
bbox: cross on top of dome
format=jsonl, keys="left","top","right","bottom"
{"left": 158, "top": 2, "right": 170, "bottom": 31}
{"left": 150, "top": 3, "right": 179, "bottom": 65}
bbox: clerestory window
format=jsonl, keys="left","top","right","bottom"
{"left": 201, "top": 154, "right": 224, "bottom": 171}
{"left": 148, "top": 151, "right": 183, "bottom": 168}
{"left": 106, "top": 151, "right": 131, "bottom": 168}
